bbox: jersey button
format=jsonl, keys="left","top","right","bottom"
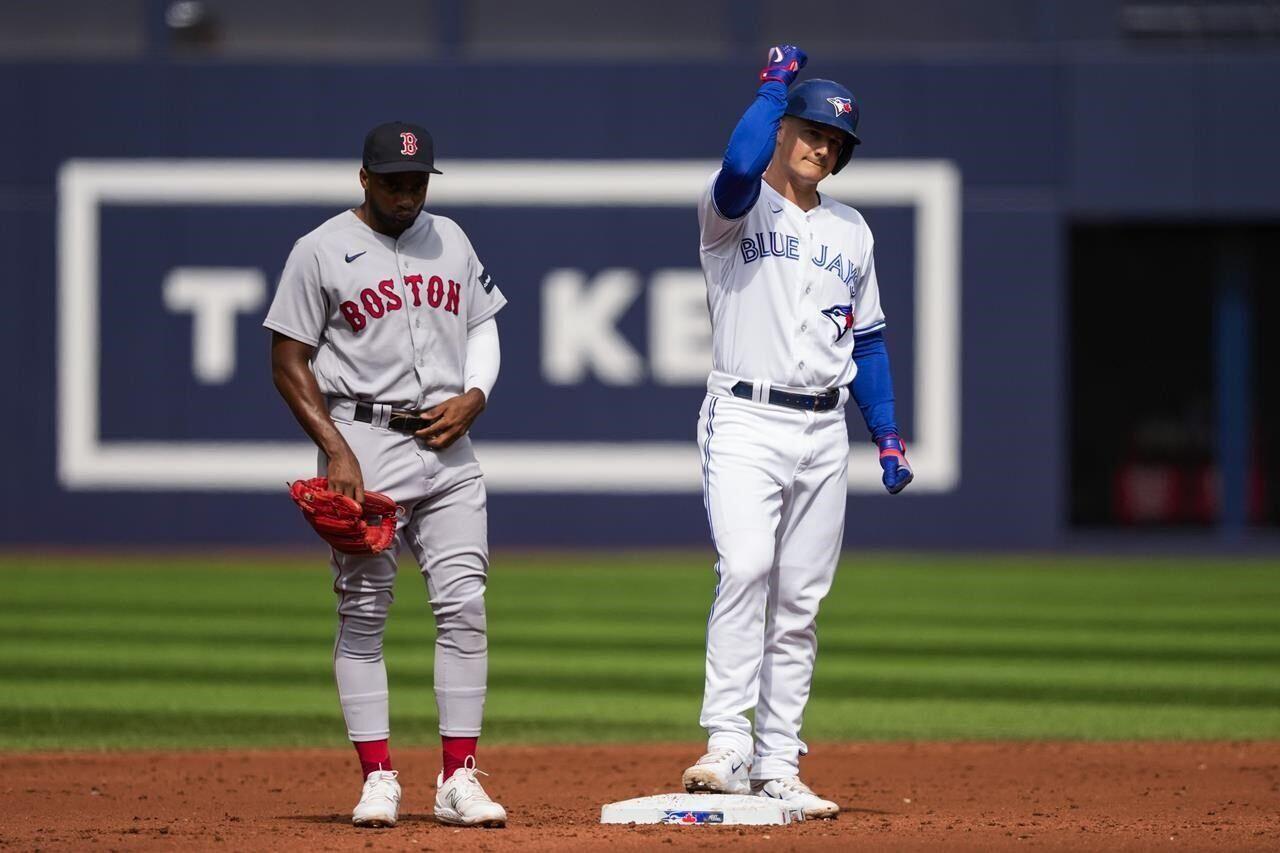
{"left": 805, "top": 286, "right": 811, "bottom": 294}
{"left": 800, "top": 322, "right": 807, "bottom": 331}
{"left": 799, "top": 361, "right": 806, "bottom": 369}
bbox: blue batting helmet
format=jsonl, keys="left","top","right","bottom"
{"left": 784, "top": 79, "right": 862, "bottom": 174}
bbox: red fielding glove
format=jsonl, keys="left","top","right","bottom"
{"left": 288, "top": 477, "right": 399, "bottom": 555}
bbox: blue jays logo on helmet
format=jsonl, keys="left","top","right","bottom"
{"left": 784, "top": 79, "right": 862, "bottom": 174}
{"left": 821, "top": 304, "right": 855, "bottom": 343}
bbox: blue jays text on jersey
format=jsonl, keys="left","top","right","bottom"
{"left": 739, "top": 231, "right": 860, "bottom": 287}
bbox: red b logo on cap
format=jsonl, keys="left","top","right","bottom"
{"left": 400, "top": 132, "right": 418, "bottom": 156}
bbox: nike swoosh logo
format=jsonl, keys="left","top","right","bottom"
{"left": 345, "top": 251, "right": 366, "bottom": 263}
{"left": 731, "top": 761, "right": 744, "bottom": 774}
{"left": 769, "top": 204, "right": 783, "bottom": 214}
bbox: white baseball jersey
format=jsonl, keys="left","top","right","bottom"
{"left": 698, "top": 171, "right": 885, "bottom": 390}
{"left": 264, "top": 208, "right": 506, "bottom": 409}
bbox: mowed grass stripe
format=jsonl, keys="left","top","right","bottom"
{"left": 4, "top": 670, "right": 1276, "bottom": 735}
{"left": 799, "top": 697, "right": 1280, "bottom": 741}
{"left": 6, "top": 638, "right": 1277, "bottom": 686}
{"left": 8, "top": 593, "right": 1278, "bottom": 642}
{"left": 0, "top": 708, "right": 696, "bottom": 749}
{"left": 10, "top": 597, "right": 1280, "bottom": 637}
{"left": 0, "top": 682, "right": 695, "bottom": 718}
{"left": 4, "top": 623, "right": 1276, "bottom": 666}
{"left": 7, "top": 645, "right": 1277, "bottom": 715}
{"left": 15, "top": 552, "right": 1275, "bottom": 591}
{"left": 2, "top": 698, "right": 1275, "bottom": 748}
{"left": 10, "top": 638, "right": 1280, "bottom": 681}
{"left": 2, "top": 660, "right": 1276, "bottom": 708}
{"left": 1, "top": 553, "right": 1279, "bottom": 748}
{"left": 8, "top": 637, "right": 1278, "bottom": 682}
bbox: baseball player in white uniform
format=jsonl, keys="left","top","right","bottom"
{"left": 264, "top": 121, "right": 507, "bottom": 829}
{"left": 681, "top": 47, "right": 913, "bottom": 819}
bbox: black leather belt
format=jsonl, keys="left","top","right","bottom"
{"left": 353, "top": 401, "right": 435, "bottom": 434}
{"left": 730, "top": 381, "right": 839, "bottom": 412}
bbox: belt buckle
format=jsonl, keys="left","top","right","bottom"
{"left": 388, "top": 410, "right": 426, "bottom": 433}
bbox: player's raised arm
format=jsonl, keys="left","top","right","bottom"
{"left": 712, "top": 45, "right": 808, "bottom": 219}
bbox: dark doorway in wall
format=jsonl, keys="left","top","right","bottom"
{"left": 1069, "top": 224, "right": 1277, "bottom": 528}
{"left": 1256, "top": 240, "right": 1280, "bottom": 526}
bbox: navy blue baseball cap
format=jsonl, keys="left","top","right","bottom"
{"left": 362, "top": 121, "right": 443, "bottom": 175}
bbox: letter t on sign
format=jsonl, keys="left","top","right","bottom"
{"left": 162, "top": 267, "right": 266, "bottom": 384}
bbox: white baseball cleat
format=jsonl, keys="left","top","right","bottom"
{"left": 681, "top": 747, "right": 751, "bottom": 795}
{"left": 753, "top": 776, "right": 840, "bottom": 819}
{"left": 352, "top": 769, "right": 401, "bottom": 828}
{"left": 434, "top": 757, "right": 507, "bottom": 827}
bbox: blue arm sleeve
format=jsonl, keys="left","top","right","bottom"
{"left": 850, "top": 330, "right": 900, "bottom": 441}
{"left": 712, "top": 81, "right": 788, "bottom": 220}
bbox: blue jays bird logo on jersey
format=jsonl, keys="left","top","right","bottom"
{"left": 826, "top": 96, "right": 853, "bottom": 116}
{"left": 821, "top": 304, "right": 855, "bottom": 343}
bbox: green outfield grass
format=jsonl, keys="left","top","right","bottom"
{"left": 1, "top": 552, "right": 1278, "bottom": 750}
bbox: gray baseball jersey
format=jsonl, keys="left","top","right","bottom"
{"left": 264, "top": 208, "right": 507, "bottom": 408}
{"left": 265, "top": 202, "right": 504, "bottom": 748}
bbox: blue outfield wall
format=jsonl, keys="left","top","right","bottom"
{"left": 1, "top": 54, "right": 1277, "bottom": 547}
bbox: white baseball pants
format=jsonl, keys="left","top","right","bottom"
{"left": 697, "top": 390, "right": 848, "bottom": 780}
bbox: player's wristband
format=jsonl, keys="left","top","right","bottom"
{"left": 876, "top": 434, "right": 913, "bottom": 495}
{"left": 876, "top": 434, "right": 907, "bottom": 460}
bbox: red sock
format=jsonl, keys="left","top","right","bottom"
{"left": 354, "top": 739, "right": 392, "bottom": 780}
{"left": 442, "top": 736, "right": 478, "bottom": 779}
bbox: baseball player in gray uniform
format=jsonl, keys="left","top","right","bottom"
{"left": 264, "top": 121, "right": 507, "bottom": 829}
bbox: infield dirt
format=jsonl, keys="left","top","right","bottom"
{"left": 3, "top": 742, "right": 1277, "bottom": 851}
